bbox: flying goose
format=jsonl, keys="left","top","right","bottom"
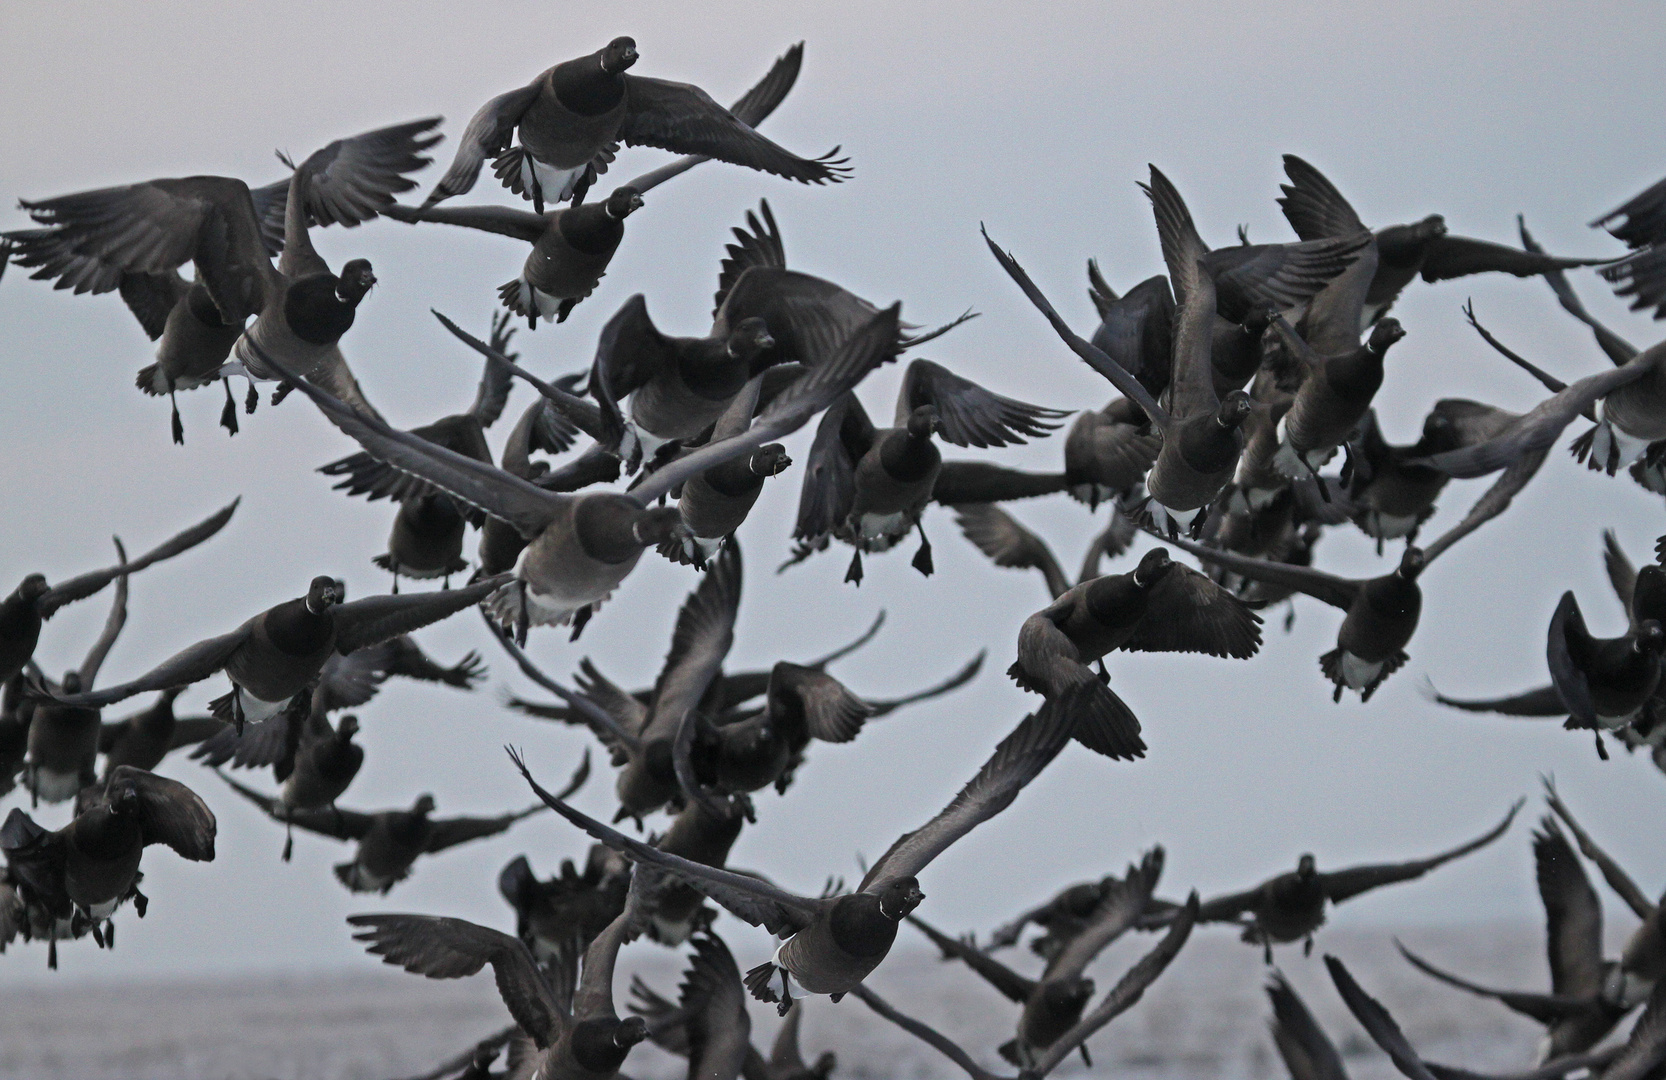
{"left": 350, "top": 865, "right": 652, "bottom": 1080}
{"left": 1142, "top": 803, "right": 1519, "bottom": 961}
{"left": 629, "top": 930, "right": 753, "bottom": 1080}
{"left": 271, "top": 302, "right": 898, "bottom": 641}
{"left": 7, "top": 120, "right": 441, "bottom": 426}
{"left": 847, "top": 899, "right": 1196, "bottom": 1080}
{"left": 510, "top": 700, "right": 1073, "bottom": 1015}
{"left": 1008, "top": 546, "right": 1262, "bottom": 759}
{"left": 1324, "top": 954, "right": 1666, "bottom": 1080}
{"left": 1, "top": 766, "right": 214, "bottom": 967}
{"left": 389, "top": 45, "right": 812, "bottom": 329}
{"left": 424, "top": 39, "right": 846, "bottom": 212}
{"left": 320, "top": 312, "right": 525, "bottom": 590}
{"left": 499, "top": 844, "right": 631, "bottom": 969}
{"left": 1396, "top": 813, "right": 1637, "bottom": 1061}
{"left": 1278, "top": 154, "right": 1614, "bottom": 328}
{"left": 46, "top": 573, "right": 509, "bottom": 728}
{"left": 24, "top": 541, "right": 128, "bottom": 803}
{"left": 785, "top": 358, "right": 1068, "bottom": 584}
{"left": 0, "top": 498, "right": 237, "bottom": 685}
{"left": 1156, "top": 468, "right": 1537, "bottom": 702}
{"left": 954, "top": 501, "right": 1137, "bottom": 602}
{"left": 219, "top": 753, "right": 584, "bottom": 892}
{"left": 906, "top": 847, "right": 1163, "bottom": 1069}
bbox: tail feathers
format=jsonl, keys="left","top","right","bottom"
{"left": 498, "top": 279, "right": 531, "bottom": 317}
{"left": 492, "top": 147, "right": 531, "bottom": 199}
{"left": 1063, "top": 681, "right": 1146, "bottom": 759}
{"left": 136, "top": 363, "right": 166, "bottom": 396}
{"left": 744, "top": 961, "right": 782, "bottom": 1004}
{"left": 208, "top": 690, "right": 236, "bottom": 722}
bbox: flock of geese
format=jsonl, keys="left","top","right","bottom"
{"left": 4, "top": 33, "right": 1666, "bottom": 1080}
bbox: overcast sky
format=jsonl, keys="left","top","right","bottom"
{"left": 3, "top": 0, "right": 1666, "bottom": 992}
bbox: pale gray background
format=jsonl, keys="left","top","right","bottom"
{"left": 2, "top": 0, "right": 1665, "bottom": 995}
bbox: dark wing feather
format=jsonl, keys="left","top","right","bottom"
{"left": 1395, "top": 941, "right": 1590, "bottom": 1025}
{"left": 1604, "top": 530, "right": 1639, "bottom": 616}
{"left": 930, "top": 462, "right": 1071, "bottom": 506}
{"left": 1520, "top": 217, "right": 1638, "bottom": 366}
{"left": 424, "top": 79, "right": 544, "bottom": 206}
{"left": 905, "top": 911, "right": 1037, "bottom": 1003}
{"left": 863, "top": 652, "right": 984, "bottom": 718}
{"left": 215, "top": 769, "right": 372, "bottom": 839}
{"left": 1320, "top": 802, "right": 1520, "bottom": 904}
{"left": 1279, "top": 156, "right": 1367, "bottom": 241}
{"left": 1325, "top": 955, "right": 1439, "bottom": 1080}
{"left": 624, "top": 43, "right": 805, "bottom": 196}
{"left": 105, "top": 766, "right": 215, "bottom": 861}
{"left": 348, "top": 914, "right": 566, "bottom": 1046}
{"left": 382, "top": 201, "right": 547, "bottom": 243}
{"left": 791, "top": 394, "right": 863, "bottom": 542}
{"left": 1533, "top": 819, "right": 1606, "bottom": 997}
{"left": 468, "top": 313, "right": 519, "bottom": 429}
{"left": 1027, "top": 894, "right": 1198, "bottom": 1079}
{"left": 714, "top": 202, "right": 786, "bottom": 317}
{"left": 594, "top": 293, "right": 679, "bottom": 405}
{"left": 1267, "top": 973, "right": 1349, "bottom": 1080}
{"left": 1205, "top": 235, "right": 1372, "bottom": 318}
{"left": 294, "top": 117, "right": 442, "bottom": 228}
{"left": 1044, "top": 847, "right": 1165, "bottom": 982}
{"left": 768, "top": 663, "right": 872, "bottom": 743}
{"left": 1122, "top": 564, "right": 1262, "bottom": 659}
{"left": 1159, "top": 532, "right": 1361, "bottom": 612}
{"left": 39, "top": 498, "right": 239, "bottom": 617}
{"left": 982, "top": 226, "right": 1170, "bottom": 429}
{"left": 118, "top": 271, "right": 189, "bottom": 339}
{"left": 270, "top": 351, "right": 563, "bottom": 539}
{"left": 1601, "top": 245, "right": 1666, "bottom": 320}
{"left": 53, "top": 627, "right": 249, "bottom": 709}
{"left": 508, "top": 749, "right": 821, "bottom": 937}
{"left": 859, "top": 703, "right": 1073, "bottom": 891}
{"left": 188, "top": 704, "right": 301, "bottom": 769}
{"left": 1427, "top": 682, "right": 1568, "bottom": 716}
{"left": 618, "top": 76, "right": 848, "bottom": 186}
{"left": 423, "top": 803, "right": 549, "bottom": 855}
{"left": 1418, "top": 236, "right": 1613, "bottom": 283}
{"left": 77, "top": 540, "right": 127, "bottom": 687}
{"left": 897, "top": 359, "right": 1069, "bottom": 448}
{"left": 332, "top": 574, "right": 512, "bottom": 656}
{"left": 1542, "top": 777, "right": 1658, "bottom": 922}
{"left": 954, "top": 504, "right": 1070, "bottom": 599}
{"left": 1416, "top": 364, "right": 1653, "bottom": 479}
{"left": 1420, "top": 447, "right": 1549, "bottom": 565}
{"left": 640, "top": 543, "right": 743, "bottom": 744}
{"left": 11, "top": 175, "right": 274, "bottom": 322}
{"left": 630, "top": 303, "right": 898, "bottom": 506}
{"left": 1547, "top": 593, "right": 1598, "bottom": 726}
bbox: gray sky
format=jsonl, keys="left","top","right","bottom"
{"left": 3, "top": 0, "right": 1666, "bottom": 988}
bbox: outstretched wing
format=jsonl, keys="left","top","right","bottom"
{"left": 332, "top": 575, "right": 510, "bottom": 656}
{"left": 1278, "top": 155, "right": 1367, "bottom": 241}
{"left": 1159, "top": 532, "right": 1360, "bottom": 612}
{"left": 1325, "top": 955, "right": 1440, "bottom": 1080}
{"left": 52, "top": 626, "right": 249, "bottom": 709}
{"left": 1267, "top": 973, "right": 1349, "bottom": 1080}
{"left": 1320, "top": 802, "right": 1521, "bottom": 904}
{"left": 103, "top": 766, "right": 216, "bottom": 861}
{"left": 39, "top": 498, "right": 240, "bottom": 618}
{"left": 1122, "top": 564, "right": 1263, "bottom": 659}
{"left": 619, "top": 76, "right": 848, "bottom": 186}
{"left": 424, "top": 78, "right": 544, "bottom": 207}
{"left": 508, "top": 748, "right": 822, "bottom": 937}
{"left": 1044, "top": 847, "right": 1165, "bottom": 982}
{"left": 215, "top": 770, "right": 372, "bottom": 839}
{"left": 348, "top": 913, "right": 567, "bottom": 1046}
{"left": 859, "top": 703, "right": 1074, "bottom": 891}
{"left": 896, "top": 359, "right": 1069, "bottom": 448}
